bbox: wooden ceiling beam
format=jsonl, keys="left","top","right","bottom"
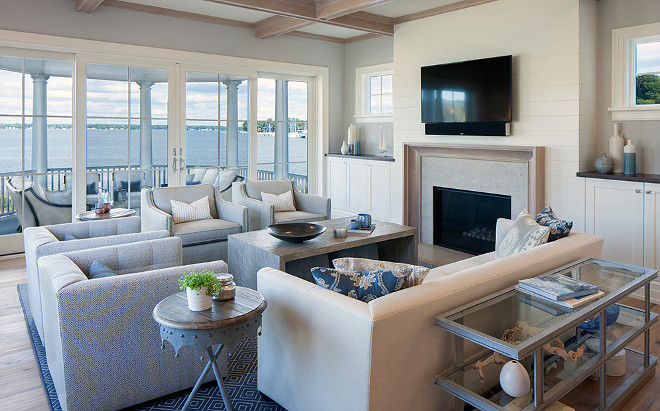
{"left": 394, "top": 0, "right": 499, "bottom": 25}
{"left": 204, "top": 0, "right": 317, "bottom": 19}
{"left": 315, "top": 0, "right": 391, "bottom": 20}
{"left": 255, "top": 16, "right": 314, "bottom": 39}
{"left": 75, "top": 0, "right": 105, "bottom": 13}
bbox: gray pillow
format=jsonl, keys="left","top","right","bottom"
{"left": 89, "top": 260, "right": 118, "bottom": 279}
{"left": 495, "top": 210, "right": 550, "bottom": 259}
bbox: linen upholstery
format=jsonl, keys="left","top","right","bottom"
{"left": 232, "top": 179, "right": 330, "bottom": 231}
{"left": 170, "top": 197, "right": 212, "bottom": 224}
{"left": 23, "top": 216, "right": 168, "bottom": 341}
{"left": 141, "top": 184, "right": 247, "bottom": 264}
{"left": 38, "top": 237, "right": 229, "bottom": 411}
{"left": 256, "top": 228, "right": 604, "bottom": 411}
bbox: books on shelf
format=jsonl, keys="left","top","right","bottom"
{"left": 518, "top": 273, "right": 598, "bottom": 302}
{"left": 346, "top": 224, "right": 375, "bottom": 234}
{"left": 516, "top": 286, "right": 605, "bottom": 311}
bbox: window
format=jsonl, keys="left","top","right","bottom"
{"left": 611, "top": 22, "right": 660, "bottom": 120}
{"left": 355, "top": 63, "right": 393, "bottom": 123}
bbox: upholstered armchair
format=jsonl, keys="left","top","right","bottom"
{"left": 5, "top": 176, "right": 71, "bottom": 230}
{"left": 38, "top": 237, "right": 228, "bottom": 411}
{"left": 232, "top": 179, "right": 330, "bottom": 231}
{"left": 112, "top": 170, "right": 147, "bottom": 209}
{"left": 141, "top": 184, "right": 248, "bottom": 264}
{"left": 65, "top": 173, "right": 101, "bottom": 209}
{"left": 23, "top": 216, "right": 169, "bottom": 342}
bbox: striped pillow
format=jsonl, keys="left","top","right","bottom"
{"left": 170, "top": 196, "right": 212, "bottom": 224}
{"left": 261, "top": 190, "right": 296, "bottom": 212}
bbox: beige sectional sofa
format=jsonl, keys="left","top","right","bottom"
{"left": 256, "top": 224, "right": 604, "bottom": 411}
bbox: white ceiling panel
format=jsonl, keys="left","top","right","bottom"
{"left": 125, "top": 0, "right": 272, "bottom": 23}
{"left": 296, "top": 23, "right": 366, "bottom": 39}
{"left": 368, "top": 0, "right": 461, "bottom": 18}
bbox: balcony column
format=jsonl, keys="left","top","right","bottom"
{"left": 223, "top": 80, "right": 241, "bottom": 169}
{"left": 31, "top": 74, "right": 49, "bottom": 188}
{"left": 137, "top": 81, "right": 154, "bottom": 185}
{"left": 274, "top": 79, "right": 288, "bottom": 180}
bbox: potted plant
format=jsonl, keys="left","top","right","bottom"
{"left": 179, "top": 270, "right": 219, "bottom": 311}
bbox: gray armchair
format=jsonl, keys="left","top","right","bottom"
{"left": 5, "top": 176, "right": 71, "bottom": 230}
{"left": 112, "top": 170, "right": 147, "bottom": 209}
{"left": 23, "top": 216, "right": 169, "bottom": 342}
{"left": 232, "top": 178, "right": 330, "bottom": 231}
{"left": 141, "top": 184, "right": 248, "bottom": 264}
{"left": 38, "top": 237, "right": 228, "bottom": 411}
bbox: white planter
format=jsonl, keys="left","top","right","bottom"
{"left": 186, "top": 287, "right": 212, "bottom": 311}
{"left": 499, "top": 360, "right": 530, "bottom": 398}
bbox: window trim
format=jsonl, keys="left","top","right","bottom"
{"left": 355, "top": 63, "right": 393, "bottom": 124}
{"left": 611, "top": 22, "right": 660, "bottom": 121}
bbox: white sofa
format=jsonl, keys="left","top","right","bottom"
{"left": 256, "top": 223, "right": 604, "bottom": 411}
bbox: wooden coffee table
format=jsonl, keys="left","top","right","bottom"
{"left": 75, "top": 207, "right": 136, "bottom": 221}
{"left": 153, "top": 287, "right": 267, "bottom": 411}
{"left": 228, "top": 217, "right": 418, "bottom": 289}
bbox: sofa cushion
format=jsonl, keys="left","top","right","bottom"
{"left": 245, "top": 179, "right": 293, "bottom": 200}
{"left": 332, "top": 257, "right": 429, "bottom": 287}
{"left": 201, "top": 168, "right": 219, "bottom": 185}
{"left": 217, "top": 170, "right": 237, "bottom": 190}
{"left": 311, "top": 266, "right": 413, "bottom": 302}
{"left": 425, "top": 252, "right": 494, "bottom": 282}
{"left": 535, "top": 206, "right": 573, "bottom": 242}
{"left": 495, "top": 210, "right": 550, "bottom": 259}
{"left": 173, "top": 219, "right": 241, "bottom": 246}
{"left": 262, "top": 190, "right": 296, "bottom": 212}
{"left": 171, "top": 197, "right": 212, "bottom": 224}
{"left": 88, "top": 260, "right": 118, "bottom": 279}
{"left": 274, "top": 211, "right": 325, "bottom": 223}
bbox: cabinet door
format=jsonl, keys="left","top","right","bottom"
{"left": 347, "top": 160, "right": 370, "bottom": 213}
{"left": 585, "top": 179, "right": 644, "bottom": 266}
{"left": 369, "top": 162, "right": 391, "bottom": 221}
{"left": 644, "top": 183, "right": 660, "bottom": 270}
{"left": 327, "top": 157, "right": 347, "bottom": 211}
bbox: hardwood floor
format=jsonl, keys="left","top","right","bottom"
{"left": 1, "top": 254, "right": 659, "bottom": 410}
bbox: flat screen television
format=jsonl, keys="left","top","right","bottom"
{"left": 421, "top": 55, "right": 512, "bottom": 136}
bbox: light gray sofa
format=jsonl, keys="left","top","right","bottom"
{"left": 232, "top": 178, "right": 330, "bottom": 231}
{"left": 23, "top": 216, "right": 169, "bottom": 342}
{"left": 141, "top": 184, "right": 248, "bottom": 264}
{"left": 256, "top": 222, "right": 604, "bottom": 411}
{"left": 38, "top": 237, "right": 228, "bottom": 411}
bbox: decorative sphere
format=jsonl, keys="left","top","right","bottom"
{"left": 500, "top": 360, "right": 530, "bottom": 398}
{"left": 594, "top": 153, "right": 614, "bottom": 174}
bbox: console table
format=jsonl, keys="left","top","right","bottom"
{"left": 153, "top": 287, "right": 267, "bottom": 411}
{"left": 435, "top": 258, "right": 657, "bottom": 410}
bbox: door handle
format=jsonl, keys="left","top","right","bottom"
{"left": 647, "top": 190, "right": 653, "bottom": 195}
{"left": 636, "top": 189, "right": 642, "bottom": 193}
{"left": 179, "top": 147, "right": 185, "bottom": 172}
{"left": 172, "top": 148, "right": 177, "bottom": 172}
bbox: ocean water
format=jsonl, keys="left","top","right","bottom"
{"left": 0, "top": 128, "right": 308, "bottom": 175}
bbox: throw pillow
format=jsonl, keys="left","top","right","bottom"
{"left": 63, "top": 233, "right": 77, "bottom": 241}
{"left": 89, "top": 260, "right": 118, "bottom": 279}
{"left": 495, "top": 210, "right": 550, "bottom": 259}
{"left": 311, "top": 266, "right": 413, "bottom": 303}
{"left": 261, "top": 190, "right": 296, "bottom": 212}
{"left": 535, "top": 206, "right": 573, "bottom": 242}
{"left": 170, "top": 196, "right": 212, "bottom": 224}
{"left": 332, "top": 257, "right": 429, "bottom": 287}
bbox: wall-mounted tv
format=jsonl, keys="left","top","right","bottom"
{"left": 421, "top": 55, "right": 512, "bottom": 136}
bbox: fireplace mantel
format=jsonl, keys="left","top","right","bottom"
{"left": 403, "top": 144, "right": 544, "bottom": 238}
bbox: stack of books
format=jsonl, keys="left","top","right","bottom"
{"left": 516, "top": 273, "right": 603, "bottom": 310}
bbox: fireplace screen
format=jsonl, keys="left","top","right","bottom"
{"left": 433, "top": 187, "right": 511, "bottom": 254}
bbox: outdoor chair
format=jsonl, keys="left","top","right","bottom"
{"left": 5, "top": 176, "right": 71, "bottom": 230}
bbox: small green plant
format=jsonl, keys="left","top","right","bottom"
{"left": 179, "top": 270, "right": 218, "bottom": 296}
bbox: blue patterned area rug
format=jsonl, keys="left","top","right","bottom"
{"left": 16, "top": 284, "right": 284, "bottom": 411}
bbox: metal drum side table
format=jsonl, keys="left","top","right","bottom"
{"left": 153, "top": 287, "right": 267, "bottom": 411}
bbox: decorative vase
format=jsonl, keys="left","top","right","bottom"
{"left": 594, "top": 153, "right": 614, "bottom": 174}
{"left": 378, "top": 126, "right": 387, "bottom": 155}
{"left": 186, "top": 286, "right": 212, "bottom": 311}
{"left": 341, "top": 141, "right": 348, "bottom": 155}
{"left": 499, "top": 360, "right": 530, "bottom": 398}
{"left": 353, "top": 140, "right": 361, "bottom": 156}
{"left": 624, "top": 139, "right": 637, "bottom": 176}
{"left": 214, "top": 273, "right": 236, "bottom": 301}
{"left": 609, "top": 123, "right": 625, "bottom": 173}
{"left": 347, "top": 123, "right": 357, "bottom": 145}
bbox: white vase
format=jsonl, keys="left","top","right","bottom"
{"left": 341, "top": 140, "right": 349, "bottom": 155}
{"left": 348, "top": 123, "right": 357, "bottom": 145}
{"left": 609, "top": 123, "right": 625, "bottom": 173}
{"left": 378, "top": 126, "right": 387, "bottom": 153}
{"left": 186, "top": 287, "right": 212, "bottom": 311}
{"left": 499, "top": 360, "right": 530, "bottom": 398}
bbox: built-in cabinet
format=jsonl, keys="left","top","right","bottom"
{"left": 584, "top": 177, "right": 660, "bottom": 302}
{"left": 326, "top": 155, "right": 392, "bottom": 221}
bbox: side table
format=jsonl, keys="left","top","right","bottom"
{"left": 76, "top": 207, "right": 136, "bottom": 221}
{"left": 153, "top": 287, "right": 267, "bottom": 411}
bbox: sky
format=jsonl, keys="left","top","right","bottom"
{"left": 637, "top": 41, "right": 660, "bottom": 74}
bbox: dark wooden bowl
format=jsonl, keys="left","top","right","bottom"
{"left": 266, "top": 223, "right": 327, "bottom": 243}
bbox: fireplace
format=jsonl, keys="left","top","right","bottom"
{"left": 433, "top": 187, "right": 511, "bottom": 254}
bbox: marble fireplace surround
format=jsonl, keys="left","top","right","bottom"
{"left": 403, "top": 144, "right": 545, "bottom": 244}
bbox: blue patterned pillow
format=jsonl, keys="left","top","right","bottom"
{"left": 63, "top": 233, "right": 77, "bottom": 241}
{"left": 89, "top": 260, "right": 118, "bottom": 279}
{"left": 535, "top": 206, "right": 572, "bottom": 242}
{"left": 311, "top": 267, "right": 413, "bottom": 302}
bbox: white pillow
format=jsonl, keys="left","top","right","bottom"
{"left": 495, "top": 210, "right": 550, "bottom": 259}
{"left": 261, "top": 190, "right": 296, "bottom": 212}
{"left": 201, "top": 168, "right": 219, "bottom": 185}
{"left": 170, "top": 196, "right": 212, "bottom": 224}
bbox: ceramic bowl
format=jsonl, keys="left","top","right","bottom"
{"left": 266, "top": 223, "right": 327, "bottom": 243}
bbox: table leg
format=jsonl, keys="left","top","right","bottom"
{"left": 207, "top": 345, "right": 233, "bottom": 411}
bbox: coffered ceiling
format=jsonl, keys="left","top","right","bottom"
{"left": 73, "top": 0, "right": 499, "bottom": 43}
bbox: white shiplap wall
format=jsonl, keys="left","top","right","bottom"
{"left": 391, "top": 0, "right": 597, "bottom": 232}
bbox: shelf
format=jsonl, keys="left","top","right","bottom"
{"left": 577, "top": 171, "right": 660, "bottom": 184}
{"left": 325, "top": 153, "right": 394, "bottom": 162}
